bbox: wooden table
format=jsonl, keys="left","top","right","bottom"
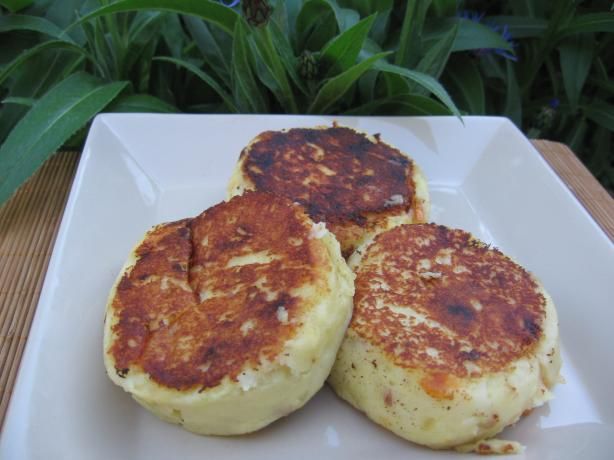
{"left": 1, "top": 142, "right": 613, "bottom": 430}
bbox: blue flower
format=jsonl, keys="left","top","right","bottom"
{"left": 549, "top": 98, "right": 560, "bottom": 109}
{"left": 457, "top": 10, "right": 518, "bottom": 61}
{"left": 220, "top": 0, "right": 240, "bottom": 7}
{"left": 487, "top": 24, "right": 518, "bottom": 61}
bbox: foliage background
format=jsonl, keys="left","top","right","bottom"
{"left": 0, "top": 0, "right": 612, "bottom": 206}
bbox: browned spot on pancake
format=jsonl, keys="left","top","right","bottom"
{"left": 476, "top": 443, "right": 493, "bottom": 454}
{"left": 419, "top": 372, "right": 458, "bottom": 400}
{"left": 110, "top": 192, "right": 329, "bottom": 391}
{"left": 351, "top": 224, "right": 546, "bottom": 385}
{"left": 384, "top": 389, "right": 394, "bottom": 407}
{"left": 111, "top": 219, "right": 195, "bottom": 370}
{"left": 241, "top": 127, "right": 420, "bottom": 255}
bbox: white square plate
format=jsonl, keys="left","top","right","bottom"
{"left": 2, "top": 115, "right": 613, "bottom": 459}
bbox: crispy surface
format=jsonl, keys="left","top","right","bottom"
{"left": 240, "top": 126, "right": 416, "bottom": 227}
{"left": 109, "top": 192, "right": 329, "bottom": 391}
{"left": 351, "top": 224, "right": 546, "bottom": 379}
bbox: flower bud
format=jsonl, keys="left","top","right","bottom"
{"left": 299, "top": 51, "right": 319, "bottom": 80}
{"left": 242, "top": 0, "right": 273, "bottom": 27}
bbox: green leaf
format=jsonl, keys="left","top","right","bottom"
{"left": 108, "top": 93, "right": 179, "bottom": 113}
{"left": 250, "top": 26, "right": 298, "bottom": 113}
{"left": 268, "top": 19, "right": 308, "bottom": 96}
{"left": 43, "top": 0, "right": 85, "bottom": 30}
{"left": 430, "top": 0, "right": 456, "bottom": 17}
{"left": 296, "top": 0, "right": 359, "bottom": 49}
{"left": 318, "top": 0, "right": 359, "bottom": 32}
{"left": 0, "top": 14, "right": 74, "bottom": 42}
{"left": 0, "top": 0, "right": 33, "bottom": 12}
{"left": 486, "top": 16, "right": 547, "bottom": 38}
{"left": 337, "top": 0, "right": 393, "bottom": 17}
{"left": 132, "top": 38, "right": 158, "bottom": 93}
{"left": 405, "top": 0, "right": 432, "bottom": 67}
{"left": 558, "top": 33, "right": 594, "bottom": 111}
{"left": 373, "top": 61, "right": 461, "bottom": 118}
{"left": 424, "top": 18, "right": 515, "bottom": 53}
{"left": 395, "top": 0, "right": 417, "bottom": 67}
{"left": 89, "top": 16, "right": 116, "bottom": 79}
{"left": 1, "top": 96, "right": 35, "bottom": 106}
{"left": 334, "top": 5, "right": 360, "bottom": 32}
{"left": 280, "top": 0, "right": 302, "bottom": 48}
{"left": 270, "top": 0, "right": 289, "bottom": 35}
{"left": 456, "top": 18, "right": 514, "bottom": 52}
{"left": 308, "top": 51, "right": 390, "bottom": 114}
{"left": 230, "top": 18, "right": 267, "bottom": 112}
{"left": 0, "top": 52, "right": 82, "bottom": 143}
{"left": 128, "top": 10, "right": 162, "bottom": 38}
{"left": 296, "top": 2, "right": 334, "bottom": 51}
{"left": 369, "top": 6, "right": 391, "bottom": 45}
{"left": 0, "top": 28, "right": 39, "bottom": 67}
{"left": 154, "top": 56, "right": 237, "bottom": 112}
{"left": 381, "top": 72, "right": 410, "bottom": 97}
{"left": 584, "top": 102, "right": 614, "bottom": 132}
{"left": 161, "top": 12, "right": 186, "bottom": 59}
{"left": 357, "top": 68, "right": 378, "bottom": 102}
{"left": 123, "top": 12, "right": 164, "bottom": 88}
{"left": 343, "top": 93, "right": 451, "bottom": 116}
{"left": 183, "top": 15, "right": 231, "bottom": 81}
{"left": 444, "top": 57, "right": 485, "bottom": 114}
{"left": 338, "top": 0, "right": 393, "bottom": 45}
{"left": 416, "top": 22, "right": 457, "bottom": 79}
{"left": 0, "top": 72, "right": 127, "bottom": 206}
{"left": 564, "top": 13, "right": 614, "bottom": 36}
{"left": 320, "top": 14, "right": 376, "bottom": 77}
{"left": 73, "top": 0, "right": 238, "bottom": 35}
{"left": 0, "top": 40, "right": 88, "bottom": 87}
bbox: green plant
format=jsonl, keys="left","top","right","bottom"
{"left": 0, "top": 0, "right": 612, "bottom": 206}
{"left": 444, "top": 1, "right": 614, "bottom": 191}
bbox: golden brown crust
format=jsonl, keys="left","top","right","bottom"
{"left": 240, "top": 126, "right": 417, "bottom": 255}
{"left": 111, "top": 219, "right": 195, "bottom": 375}
{"left": 109, "top": 192, "right": 329, "bottom": 391}
{"left": 351, "top": 224, "right": 546, "bottom": 381}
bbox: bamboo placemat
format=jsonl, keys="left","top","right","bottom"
{"left": 0, "top": 142, "right": 612, "bottom": 431}
{"left": 0, "top": 151, "right": 79, "bottom": 429}
{"left": 532, "top": 140, "right": 614, "bottom": 238}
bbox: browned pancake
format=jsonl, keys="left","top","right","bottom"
{"left": 232, "top": 126, "right": 428, "bottom": 256}
{"left": 350, "top": 224, "right": 546, "bottom": 396}
{"left": 108, "top": 191, "right": 331, "bottom": 391}
{"left": 329, "top": 225, "right": 560, "bottom": 451}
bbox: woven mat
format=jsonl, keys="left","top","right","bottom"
{"left": 0, "top": 152, "right": 79, "bottom": 427}
{"left": 0, "top": 142, "right": 612, "bottom": 430}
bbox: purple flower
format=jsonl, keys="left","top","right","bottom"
{"left": 549, "top": 98, "right": 560, "bottom": 109}
{"left": 458, "top": 10, "right": 518, "bottom": 61}
{"left": 220, "top": 0, "right": 240, "bottom": 7}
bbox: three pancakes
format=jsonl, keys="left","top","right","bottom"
{"left": 105, "top": 124, "right": 561, "bottom": 452}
